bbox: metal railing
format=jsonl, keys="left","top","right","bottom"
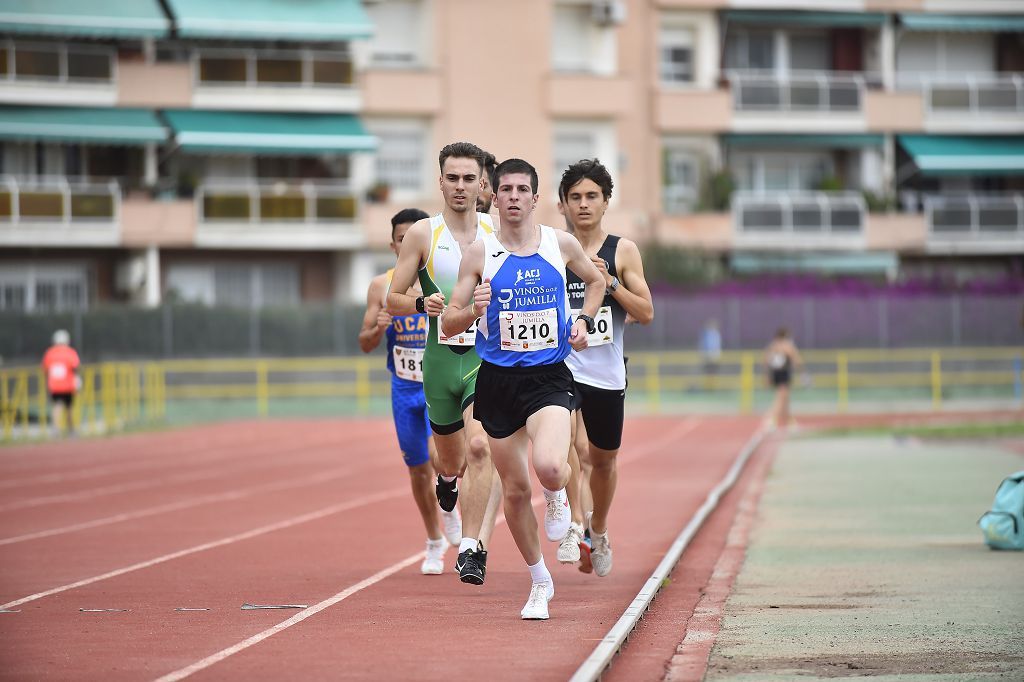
{"left": 924, "top": 193, "right": 1024, "bottom": 237}
{"left": 727, "top": 69, "right": 868, "bottom": 112}
{"left": 732, "top": 190, "right": 865, "bottom": 234}
{"left": 3, "top": 347, "right": 1019, "bottom": 441}
{"left": 897, "top": 73, "right": 1024, "bottom": 115}
{"left": 192, "top": 47, "right": 354, "bottom": 89}
{"left": 196, "top": 179, "right": 358, "bottom": 224}
{"left": 0, "top": 175, "right": 120, "bottom": 224}
{"left": 1, "top": 39, "right": 115, "bottom": 85}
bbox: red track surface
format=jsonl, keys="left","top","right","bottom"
{"left": 0, "top": 416, "right": 765, "bottom": 681}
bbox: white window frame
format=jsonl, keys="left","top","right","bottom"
{"left": 366, "top": 118, "right": 429, "bottom": 200}
{"left": 551, "top": 0, "right": 617, "bottom": 76}
{"left": 361, "top": 0, "right": 430, "bottom": 69}
{"left": 662, "top": 144, "right": 700, "bottom": 215}
{"left": 0, "top": 263, "right": 90, "bottom": 311}
{"left": 659, "top": 24, "right": 695, "bottom": 85}
{"left": 552, "top": 120, "right": 618, "bottom": 202}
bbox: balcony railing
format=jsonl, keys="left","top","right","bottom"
{"left": 897, "top": 73, "right": 1024, "bottom": 115}
{"left": 924, "top": 193, "right": 1024, "bottom": 237}
{"left": 727, "top": 70, "right": 869, "bottom": 112}
{"left": 0, "top": 175, "right": 119, "bottom": 224}
{"left": 192, "top": 48, "right": 354, "bottom": 89}
{"left": 1, "top": 40, "right": 115, "bottom": 84}
{"left": 733, "top": 191, "right": 865, "bottom": 235}
{"left": 197, "top": 180, "right": 358, "bottom": 224}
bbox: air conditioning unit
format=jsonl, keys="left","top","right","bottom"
{"left": 591, "top": 0, "right": 626, "bottom": 27}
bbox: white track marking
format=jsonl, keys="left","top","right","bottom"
{"left": 0, "top": 486, "right": 407, "bottom": 611}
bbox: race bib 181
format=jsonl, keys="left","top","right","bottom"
{"left": 392, "top": 346, "right": 424, "bottom": 382}
{"left": 500, "top": 308, "right": 559, "bottom": 352}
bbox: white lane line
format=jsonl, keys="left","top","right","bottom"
{"left": 152, "top": 417, "right": 704, "bottom": 681}
{"left": 0, "top": 486, "right": 407, "bottom": 611}
{"left": 569, "top": 425, "right": 766, "bottom": 682}
{"left": 152, "top": 553, "right": 425, "bottom": 682}
{"left": 0, "top": 460, "right": 391, "bottom": 546}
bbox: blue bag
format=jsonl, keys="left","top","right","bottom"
{"left": 978, "top": 471, "right": 1024, "bottom": 550}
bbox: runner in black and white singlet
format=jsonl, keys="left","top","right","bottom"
{"left": 442, "top": 158, "right": 604, "bottom": 620}
{"left": 556, "top": 159, "right": 655, "bottom": 578}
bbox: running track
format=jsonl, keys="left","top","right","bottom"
{"left": 0, "top": 415, "right": 798, "bottom": 679}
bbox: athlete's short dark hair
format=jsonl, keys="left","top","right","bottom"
{"left": 390, "top": 208, "right": 429, "bottom": 239}
{"left": 481, "top": 149, "right": 498, "bottom": 188}
{"left": 558, "top": 158, "right": 614, "bottom": 202}
{"left": 438, "top": 142, "right": 485, "bottom": 173}
{"left": 493, "top": 158, "right": 539, "bottom": 194}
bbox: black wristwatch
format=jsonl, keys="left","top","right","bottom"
{"left": 577, "top": 313, "right": 596, "bottom": 335}
{"left": 415, "top": 296, "right": 426, "bottom": 314}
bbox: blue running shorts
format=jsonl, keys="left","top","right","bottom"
{"left": 390, "top": 377, "right": 430, "bottom": 467}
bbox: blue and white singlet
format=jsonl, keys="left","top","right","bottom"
{"left": 476, "top": 225, "right": 572, "bottom": 368}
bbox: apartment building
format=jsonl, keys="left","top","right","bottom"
{"left": 1, "top": 1, "right": 1022, "bottom": 312}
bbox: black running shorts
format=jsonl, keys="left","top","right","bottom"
{"left": 571, "top": 380, "right": 625, "bottom": 451}
{"left": 474, "top": 360, "right": 573, "bottom": 439}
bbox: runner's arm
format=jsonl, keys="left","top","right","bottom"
{"left": 560, "top": 231, "right": 604, "bottom": 319}
{"left": 610, "top": 239, "right": 654, "bottom": 325}
{"left": 386, "top": 219, "right": 431, "bottom": 316}
{"left": 358, "top": 274, "right": 390, "bottom": 353}
{"left": 440, "top": 240, "right": 486, "bottom": 337}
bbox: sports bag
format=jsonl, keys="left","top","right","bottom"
{"left": 978, "top": 471, "right": 1024, "bottom": 550}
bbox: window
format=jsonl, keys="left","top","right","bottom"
{"left": 552, "top": 121, "right": 618, "bottom": 199}
{"left": 0, "top": 264, "right": 90, "bottom": 312}
{"left": 662, "top": 147, "right": 698, "bottom": 214}
{"left": 725, "top": 31, "right": 774, "bottom": 71}
{"left": 369, "top": 122, "right": 428, "bottom": 194}
{"left": 554, "top": 132, "right": 596, "bottom": 181}
{"left": 659, "top": 26, "right": 694, "bottom": 84}
{"left": 167, "top": 263, "right": 300, "bottom": 308}
{"left": 789, "top": 33, "right": 829, "bottom": 72}
{"left": 732, "top": 152, "right": 833, "bottom": 192}
{"left": 552, "top": 4, "right": 593, "bottom": 72}
{"left": 364, "top": 0, "right": 426, "bottom": 67}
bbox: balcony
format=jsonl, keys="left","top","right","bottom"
{"left": 0, "top": 175, "right": 120, "bottom": 246}
{"left": 923, "top": 193, "right": 1024, "bottom": 254}
{"left": 896, "top": 74, "right": 1024, "bottom": 133}
{"left": 194, "top": 179, "right": 364, "bottom": 250}
{"left": 0, "top": 40, "right": 116, "bottom": 106}
{"left": 732, "top": 190, "right": 865, "bottom": 250}
{"left": 191, "top": 48, "right": 359, "bottom": 112}
{"left": 727, "top": 70, "right": 869, "bottom": 131}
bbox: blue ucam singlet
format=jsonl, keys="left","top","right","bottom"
{"left": 476, "top": 225, "right": 572, "bottom": 368}
{"left": 384, "top": 269, "right": 428, "bottom": 384}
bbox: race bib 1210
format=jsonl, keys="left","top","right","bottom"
{"left": 499, "top": 308, "right": 559, "bottom": 353}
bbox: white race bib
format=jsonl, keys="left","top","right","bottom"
{"left": 392, "top": 346, "right": 424, "bottom": 382}
{"left": 48, "top": 364, "right": 68, "bottom": 381}
{"left": 500, "top": 308, "right": 559, "bottom": 352}
{"left": 438, "top": 320, "right": 477, "bottom": 346}
{"left": 571, "top": 306, "right": 614, "bottom": 347}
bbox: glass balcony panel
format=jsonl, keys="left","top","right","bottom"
{"left": 789, "top": 83, "right": 822, "bottom": 109}
{"left": 316, "top": 196, "right": 356, "bottom": 220}
{"left": 930, "top": 87, "right": 970, "bottom": 110}
{"left": 312, "top": 58, "right": 352, "bottom": 85}
{"left": 0, "top": 191, "right": 11, "bottom": 219}
{"left": 203, "top": 194, "right": 251, "bottom": 220}
{"left": 256, "top": 58, "right": 302, "bottom": 84}
{"left": 199, "top": 57, "right": 247, "bottom": 83}
{"left": 978, "top": 206, "right": 1019, "bottom": 233}
{"left": 737, "top": 82, "right": 780, "bottom": 109}
{"left": 830, "top": 207, "right": 862, "bottom": 232}
{"left": 828, "top": 83, "right": 860, "bottom": 110}
{"left": 792, "top": 206, "right": 823, "bottom": 231}
{"left": 931, "top": 206, "right": 971, "bottom": 233}
{"left": 68, "top": 52, "right": 111, "bottom": 81}
{"left": 259, "top": 194, "right": 306, "bottom": 219}
{"left": 19, "top": 192, "right": 64, "bottom": 219}
{"left": 740, "top": 205, "right": 783, "bottom": 231}
{"left": 15, "top": 49, "right": 60, "bottom": 79}
{"left": 70, "top": 193, "right": 114, "bottom": 219}
{"left": 977, "top": 87, "right": 1017, "bottom": 111}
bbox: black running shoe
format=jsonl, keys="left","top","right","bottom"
{"left": 435, "top": 475, "right": 458, "bottom": 512}
{"left": 459, "top": 542, "right": 487, "bottom": 585}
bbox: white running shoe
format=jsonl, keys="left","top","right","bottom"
{"left": 557, "top": 522, "right": 584, "bottom": 564}
{"left": 543, "top": 488, "right": 571, "bottom": 542}
{"left": 440, "top": 506, "right": 462, "bottom": 546}
{"left": 590, "top": 527, "right": 613, "bottom": 577}
{"left": 520, "top": 580, "right": 555, "bottom": 620}
{"left": 420, "top": 538, "right": 446, "bottom": 575}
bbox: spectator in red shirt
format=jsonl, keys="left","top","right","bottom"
{"left": 41, "top": 330, "right": 80, "bottom": 437}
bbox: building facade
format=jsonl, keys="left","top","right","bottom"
{"left": 1, "top": 0, "right": 1022, "bottom": 312}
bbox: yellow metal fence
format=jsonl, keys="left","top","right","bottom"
{"left": 2, "top": 347, "right": 1020, "bottom": 442}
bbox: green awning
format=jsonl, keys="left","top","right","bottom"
{"left": 165, "top": 0, "right": 372, "bottom": 41}
{"left": 164, "top": 110, "right": 377, "bottom": 155}
{"left": 732, "top": 252, "right": 897, "bottom": 275}
{"left": 0, "top": 106, "right": 167, "bottom": 144}
{"left": 0, "top": 0, "right": 169, "bottom": 38}
{"left": 900, "top": 14, "right": 1024, "bottom": 32}
{"left": 723, "top": 11, "right": 886, "bottom": 28}
{"left": 898, "top": 135, "right": 1024, "bottom": 176}
{"left": 724, "top": 134, "right": 884, "bottom": 149}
